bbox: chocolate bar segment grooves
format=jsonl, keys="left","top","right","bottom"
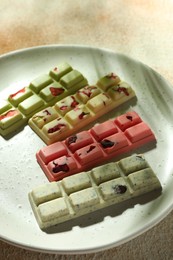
{"left": 28, "top": 73, "right": 136, "bottom": 144}
{"left": 0, "top": 62, "right": 88, "bottom": 136}
{"left": 36, "top": 111, "right": 156, "bottom": 182}
{"left": 28, "top": 154, "right": 161, "bottom": 230}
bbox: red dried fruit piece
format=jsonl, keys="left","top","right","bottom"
{"left": 86, "top": 145, "right": 96, "bottom": 153}
{"left": 9, "top": 87, "right": 26, "bottom": 98}
{"left": 67, "top": 135, "right": 77, "bottom": 145}
{"left": 60, "top": 105, "right": 68, "bottom": 111}
{"left": 100, "top": 139, "right": 115, "bottom": 148}
{"left": 0, "top": 110, "right": 18, "bottom": 121}
{"left": 117, "top": 87, "right": 129, "bottom": 96}
{"left": 50, "top": 87, "right": 64, "bottom": 96}
{"left": 126, "top": 115, "right": 133, "bottom": 121}
{"left": 80, "top": 86, "right": 97, "bottom": 97}
{"left": 48, "top": 123, "right": 65, "bottom": 133}
{"left": 44, "top": 109, "right": 51, "bottom": 116}
{"left": 71, "top": 96, "right": 79, "bottom": 108}
{"left": 52, "top": 163, "right": 69, "bottom": 173}
{"left": 78, "top": 111, "right": 90, "bottom": 119}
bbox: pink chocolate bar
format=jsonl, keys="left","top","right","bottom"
{"left": 36, "top": 111, "right": 156, "bottom": 181}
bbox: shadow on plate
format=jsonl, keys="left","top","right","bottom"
{"left": 44, "top": 188, "right": 162, "bottom": 234}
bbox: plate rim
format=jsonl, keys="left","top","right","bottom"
{"left": 0, "top": 44, "right": 173, "bottom": 254}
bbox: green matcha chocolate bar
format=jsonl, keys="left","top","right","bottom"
{"left": 29, "top": 74, "right": 136, "bottom": 144}
{"left": 28, "top": 154, "right": 162, "bottom": 230}
{"left": 0, "top": 63, "right": 88, "bottom": 137}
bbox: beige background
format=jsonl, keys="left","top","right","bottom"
{"left": 0, "top": 0, "right": 173, "bottom": 259}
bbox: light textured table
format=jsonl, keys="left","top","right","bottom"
{"left": 0, "top": 1, "right": 173, "bottom": 259}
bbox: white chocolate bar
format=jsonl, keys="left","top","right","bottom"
{"left": 28, "top": 154, "right": 162, "bottom": 229}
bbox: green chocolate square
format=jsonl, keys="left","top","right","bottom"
{"left": 97, "top": 73, "right": 120, "bottom": 91}
{"left": 0, "top": 101, "right": 12, "bottom": 114}
{"left": 0, "top": 109, "right": 23, "bottom": 129}
{"left": 60, "top": 70, "right": 84, "bottom": 89}
{"left": 8, "top": 87, "right": 33, "bottom": 107}
{"left": 18, "top": 95, "right": 45, "bottom": 116}
{"left": 39, "top": 82, "right": 66, "bottom": 102}
{"left": 29, "top": 74, "right": 53, "bottom": 94}
{"left": 49, "top": 62, "right": 72, "bottom": 81}
{"left": 107, "top": 82, "right": 132, "bottom": 101}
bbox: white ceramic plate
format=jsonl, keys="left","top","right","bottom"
{"left": 0, "top": 45, "right": 173, "bottom": 254}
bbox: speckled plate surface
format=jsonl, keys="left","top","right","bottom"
{"left": 0, "top": 45, "right": 173, "bottom": 254}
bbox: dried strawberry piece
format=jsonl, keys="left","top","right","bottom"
{"left": 67, "top": 135, "right": 77, "bottom": 145}
{"left": 86, "top": 145, "right": 96, "bottom": 153}
{"left": 50, "top": 87, "right": 64, "bottom": 96}
{"left": 80, "top": 86, "right": 96, "bottom": 97}
{"left": 48, "top": 123, "right": 65, "bottom": 133}
{"left": 126, "top": 115, "right": 133, "bottom": 121}
{"left": 44, "top": 109, "right": 51, "bottom": 116}
{"left": 71, "top": 96, "right": 79, "bottom": 108}
{"left": 100, "top": 139, "right": 115, "bottom": 148}
{"left": 117, "top": 87, "right": 129, "bottom": 96}
{"left": 9, "top": 87, "right": 26, "bottom": 98}
{"left": 0, "top": 110, "right": 18, "bottom": 121}
{"left": 81, "top": 89, "right": 91, "bottom": 97}
{"left": 52, "top": 163, "right": 69, "bottom": 173}
{"left": 60, "top": 105, "right": 68, "bottom": 111}
{"left": 78, "top": 111, "right": 90, "bottom": 119}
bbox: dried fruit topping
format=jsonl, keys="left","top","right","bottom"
{"left": 44, "top": 109, "right": 51, "bottom": 116}
{"left": 0, "top": 110, "right": 18, "bottom": 121}
{"left": 50, "top": 87, "right": 64, "bottom": 96}
{"left": 48, "top": 123, "right": 65, "bottom": 133}
{"left": 71, "top": 96, "right": 79, "bottom": 108}
{"left": 100, "top": 139, "right": 115, "bottom": 148}
{"left": 60, "top": 105, "right": 68, "bottom": 111}
{"left": 86, "top": 145, "right": 96, "bottom": 153}
{"left": 113, "top": 185, "right": 127, "bottom": 194}
{"left": 67, "top": 135, "right": 77, "bottom": 145}
{"left": 80, "top": 86, "right": 97, "bottom": 97}
{"left": 117, "top": 87, "right": 129, "bottom": 96}
{"left": 9, "top": 87, "right": 26, "bottom": 98}
{"left": 126, "top": 115, "right": 133, "bottom": 121}
{"left": 52, "top": 162, "right": 69, "bottom": 173}
{"left": 78, "top": 111, "right": 90, "bottom": 119}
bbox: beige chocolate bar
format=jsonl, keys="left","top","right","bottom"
{"left": 28, "top": 154, "right": 162, "bottom": 229}
{"left": 29, "top": 74, "right": 136, "bottom": 144}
